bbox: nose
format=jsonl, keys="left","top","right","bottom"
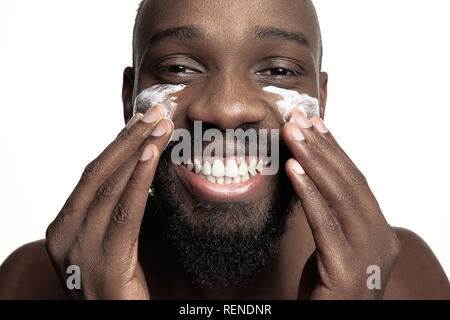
{"left": 186, "top": 73, "right": 267, "bottom": 130}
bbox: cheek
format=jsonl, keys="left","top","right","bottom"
{"left": 263, "top": 86, "right": 320, "bottom": 122}
{"left": 134, "top": 84, "right": 186, "bottom": 119}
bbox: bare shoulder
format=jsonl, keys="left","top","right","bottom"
{"left": 384, "top": 227, "right": 450, "bottom": 300}
{"left": 0, "top": 239, "right": 70, "bottom": 300}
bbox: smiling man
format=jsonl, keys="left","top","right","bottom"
{"left": 1, "top": 0, "right": 449, "bottom": 300}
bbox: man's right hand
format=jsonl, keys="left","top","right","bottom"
{"left": 45, "top": 105, "right": 173, "bottom": 300}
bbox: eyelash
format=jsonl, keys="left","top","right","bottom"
{"left": 156, "top": 65, "right": 199, "bottom": 74}
{"left": 256, "top": 68, "right": 300, "bottom": 77}
{"left": 157, "top": 65, "right": 300, "bottom": 76}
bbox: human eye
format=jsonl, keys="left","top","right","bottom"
{"left": 150, "top": 55, "right": 204, "bottom": 83}
{"left": 256, "top": 67, "right": 300, "bottom": 77}
{"left": 156, "top": 65, "right": 199, "bottom": 74}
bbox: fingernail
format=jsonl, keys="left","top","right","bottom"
{"left": 292, "top": 110, "right": 312, "bottom": 129}
{"left": 142, "top": 105, "right": 164, "bottom": 124}
{"left": 140, "top": 144, "right": 155, "bottom": 161}
{"left": 126, "top": 113, "right": 143, "bottom": 129}
{"left": 291, "top": 159, "right": 305, "bottom": 175}
{"left": 311, "top": 116, "right": 329, "bottom": 133}
{"left": 291, "top": 125, "right": 305, "bottom": 142}
{"left": 151, "top": 119, "right": 171, "bottom": 137}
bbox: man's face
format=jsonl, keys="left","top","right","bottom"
{"left": 125, "top": 0, "right": 327, "bottom": 287}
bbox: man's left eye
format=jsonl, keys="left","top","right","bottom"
{"left": 256, "top": 68, "right": 298, "bottom": 76}
{"left": 165, "top": 65, "right": 198, "bottom": 74}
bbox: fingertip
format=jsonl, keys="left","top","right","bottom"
{"left": 311, "top": 116, "right": 329, "bottom": 134}
{"left": 154, "top": 104, "right": 166, "bottom": 117}
{"left": 140, "top": 144, "right": 155, "bottom": 162}
{"left": 288, "top": 158, "right": 305, "bottom": 176}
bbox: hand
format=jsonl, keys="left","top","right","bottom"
{"left": 282, "top": 110, "right": 401, "bottom": 300}
{"left": 45, "top": 105, "right": 173, "bottom": 300}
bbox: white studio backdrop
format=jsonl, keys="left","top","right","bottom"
{"left": 1, "top": 1, "right": 449, "bottom": 278}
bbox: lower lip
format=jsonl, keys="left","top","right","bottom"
{"left": 173, "top": 164, "right": 273, "bottom": 202}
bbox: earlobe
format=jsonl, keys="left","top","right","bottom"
{"left": 319, "top": 72, "right": 328, "bottom": 119}
{"left": 122, "top": 66, "right": 135, "bottom": 124}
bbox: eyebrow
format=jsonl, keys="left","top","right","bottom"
{"left": 252, "top": 26, "right": 311, "bottom": 48}
{"left": 148, "top": 25, "right": 311, "bottom": 49}
{"left": 149, "top": 25, "right": 205, "bottom": 45}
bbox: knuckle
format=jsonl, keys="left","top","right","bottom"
{"left": 310, "top": 134, "right": 330, "bottom": 154}
{"left": 336, "top": 188, "right": 358, "bottom": 209}
{"left": 304, "top": 182, "right": 320, "bottom": 200}
{"left": 119, "top": 125, "right": 134, "bottom": 140}
{"left": 82, "top": 158, "right": 102, "bottom": 180}
{"left": 45, "top": 237, "right": 60, "bottom": 258}
{"left": 45, "top": 223, "right": 64, "bottom": 257}
{"left": 128, "top": 173, "right": 144, "bottom": 188}
{"left": 45, "top": 221, "right": 56, "bottom": 240}
{"left": 347, "top": 166, "right": 368, "bottom": 186}
{"left": 385, "top": 229, "right": 402, "bottom": 259}
{"left": 96, "top": 179, "right": 117, "bottom": 200}
{"left": 322, "top": 213, "right": 340, "bottom": 233}
{"left": 112, "top": 203, "right": 131, "bottom": 224}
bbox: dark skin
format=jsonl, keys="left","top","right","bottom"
{"left": 1, "top": 0, "right": 449, "bottom": 299}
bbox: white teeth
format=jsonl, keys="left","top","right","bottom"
{"left": 225, "top": 159, "right": 239, "bottom": 178}
{"left": 212, "top": 159, "right": 225, "bottom": 177}
{"left": 189, "top": 157, "right": 268, "bottom": 184}
{"left": 248, "top": 158, "right": 257, "bottom": 176}
{"left": 194, "top": 158, "right": 202, "bottom": 174}
{"left": 238, "top": 162, "right": 248, "bottom": 176}
{"left": 202, "top": 161, "right": 212, "bottom": 176}
{"left": 248, "top": 158, "right": 257, "bottom": 171}
{"left": 256, "top": 160, "right": 264, "bottom": 173}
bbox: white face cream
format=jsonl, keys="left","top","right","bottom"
{"left": 133, "top": 84, "right": 186, "bottom": 119}
{"left": 263, "top": 86, "right": 320, "bottom": 122}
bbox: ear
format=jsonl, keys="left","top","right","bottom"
{"left": 319, "top": 72, "right": 328, "bottom": 120}
{"left": 122, "top": 66, "right": 135, "bottom": 124}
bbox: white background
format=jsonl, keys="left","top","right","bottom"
{"left": 1, "top": 1, "right": 449, "bottom": 279}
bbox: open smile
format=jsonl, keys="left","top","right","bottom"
{"left": 173, "top": 157, "right": 274, "bottom": 202}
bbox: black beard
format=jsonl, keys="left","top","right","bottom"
{"left": 151, "top": 140, "right": 296, "bottom": 289}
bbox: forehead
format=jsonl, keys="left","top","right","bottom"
{"left": 135, "top": 0, "right": 320, "bottom": 61}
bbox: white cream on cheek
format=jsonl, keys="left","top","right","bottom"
{"left": 262, "top": 86, "right": 320, "bottom": 122}
{"left": 133, "top": 84, "right": 186, "bottom": 119}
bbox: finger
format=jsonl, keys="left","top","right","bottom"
{"left": 48, "top": 106, "right": 165, "bottom": 247}
{"left": 73, "top": 105, "right": 165, "bottom": 209}
{"left": 81, "top": 151, "right": 141, "bottom": 245}
{"left": 85, "top": 118, "right": 174, "bottom": 244}
{"left": 282, "top": 122, "right": 363, "bottom": 217}
{"left": 286, "top": 158, "right": 350, "bottom": 266}
{"left": 292, "top": 111, "right": 381, "bottom": 219}
{"left": 102, "top": 119, "right": 173, "bottom": 257}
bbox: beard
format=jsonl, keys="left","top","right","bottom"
{"left": 151, "top": 138, "right": 296, "bottom": 289}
